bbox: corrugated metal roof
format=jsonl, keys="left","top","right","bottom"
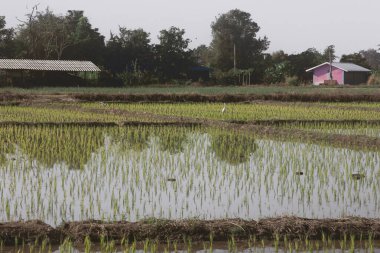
{"left": 331, "top": 62, "right": 371, "bottom": 72}
{"left": 0, "top": 59, "right": 101, "bottom": 72}
{"left": 306, "top": 62, "right": 371, "bottom": 72}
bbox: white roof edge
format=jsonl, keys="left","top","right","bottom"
{"left": 306, "top": 62, "right": 371, "bottom": 72}
{"left": 305, "top": 62, "right": 330, "bottom": 72}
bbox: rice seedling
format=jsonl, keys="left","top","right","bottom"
{"left": 80, "top": 101, "right": 380, "bottom": 122}
{"left": 0, "top": 101, "right": 379, "bottom": 252}
{"left": 0, "top": 125, "right": 378, "bottom": 226}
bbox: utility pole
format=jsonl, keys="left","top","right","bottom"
{"left": 233, "top": 42, "right": 236, "bottom": 72}
{"left": 329, "top": 50, "right": 333, "bottom": 80}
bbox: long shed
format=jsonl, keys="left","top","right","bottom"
{"left": 0, "top": 59, "right": 101, "bottom": 86}
{"left": 306, "top": 62, "right": 371, "bottom": 85}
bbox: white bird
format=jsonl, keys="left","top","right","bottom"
{"left": 221, "top": 103, "right": 227, "bottom": 113}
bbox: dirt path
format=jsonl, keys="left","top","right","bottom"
{"left": 3, "top": 92, "right": 380, "bottom": 103}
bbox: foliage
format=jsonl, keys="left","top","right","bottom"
{"left": 286, "top": 48, "right": 323, "bottom": 83}
{"left": 105, "top": 27, "right": 153, "bottom": 74}
{"left": 367, "top": 71, "right": 380, "bottom": 85}
{"left": 209, "top": 9, "right": 269, "bottom": 72}
{"left": 263, "top": 48, "right": 323, "bottom": 84}
{"left": 14, "top": 9, "right": 105, "bottom": 63}
{"left": 60, "top": 10, "right": 105, "bottom": 64}
{"left": 340, "top": 53, "right": 371, "bottom": 69}
{"left": 285, "top": 75, "right": 300, "bottom": 86}
{"left": 192, "top": 44, "right": 210, "bottom": 67}
{"left": 117, "top": 70, "right": 158, "bottom": 86}
{"left": 264, "top": 62, "right": 289, "bottom": 84}
{"left": 154, "top": 26, "right": 194, "bottom": 82}
{"left": 212, "top": 69, "right": 255, "bottom": 85}
{"left": 0, "top": 16, "right": 15, "bottom": 58}
{"left": 360, "top": 49, "right": 380, "bottom": 70}
{"left": 322, "top": 45, "right": 336, "bottom": 62}
{"left": 3, "top": 8, "right": 380, "bottom": 85}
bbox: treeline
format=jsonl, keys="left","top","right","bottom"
{"left": 1, "top": 7, "right": 380, "bottom": 86}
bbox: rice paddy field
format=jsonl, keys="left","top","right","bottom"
{"left": 0, "top": 98, "right": 380, "bottom": 252}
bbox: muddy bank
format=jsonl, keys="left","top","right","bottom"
{"left": 0, "top": 217, "right": 379, "bottom": 245}
{"left": 3, "top": 92, "right": 380, "bottom": 103}
{"left": 0, "top": 220, "right": 60, "bottom": 244}
{"left": 73, "top": 93, "right": 380, "bottom": 103}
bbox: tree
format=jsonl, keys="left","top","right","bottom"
{"left": 0, "top": 16, "right": 15, "bottom": 58}
{"left": 15, "top": 5, "right": 41, "bottom": 58}
{"left": 264, "top": 48, "right": 323, "bottom": 84}
{"left": 322, "top": 45, "right": 336, "bottom": 62}
{"left": 154, "top": 26, "right": 194, "bottom": 81}
{"left": 61, "top": 10, "right": 105, "bottom": 65}
{"left": 105, "top": 27, "right": 152, "bottom": 74}
{"left": 264, "top": 62, "right": 289, "bottom": 84}
{"left": 270, "top": 50, "right": 288, "bottom": 64}
{"left": 193, "top": 44, "right": 210, "bottom": 66}
{"left": 286, "top": 48, "right": 323, "bottom": 83}
{"left": 360, "top": 49, "right": 380, "bottom": 70}
{"left": 340, "top": 53, "right": 371, "bottom": 69}
{"left": 209, "top": 9, "right": 269, "bottom": 72}
{"left": 15, "top": 8, "right": 104, "bottom": 61}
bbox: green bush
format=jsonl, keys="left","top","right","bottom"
{"left": 285, "top": 75, "right": 300, "bottom": 86}
{"left": 211, "top": 69, "right": 255, "bottom": 85}
{"left": 264, "top": 63, "right": 288, "bottom": 84}
{"left": 117, "top": 71, "right": 159, "bottom": 86}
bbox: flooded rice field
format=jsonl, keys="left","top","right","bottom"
{"left": 0, "top": 125, "right": 379, "bottom": 226}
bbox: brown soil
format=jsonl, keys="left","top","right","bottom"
{"left": 3, "top": 92, "right": 380, "bottom": 103}
{"left": 0, "top": 217, "right": 379, "bottom": 245}
{"left": 0, "top": 220, "right": 60, "bottom": 244}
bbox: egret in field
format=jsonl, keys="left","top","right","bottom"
{"left": 221, "top": 103, "right": 227, "bottom": 114}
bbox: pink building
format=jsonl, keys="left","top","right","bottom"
{"left": 306, "top": 62, "right": 371, "bottom": 85}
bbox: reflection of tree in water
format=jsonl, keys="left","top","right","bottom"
{"left": 157, "top": 127, "right": 189, "bottom": 154}
{"left": 0, "top": 135, "right": 16, "bottom": 165}
{"left": 0, "top": 125, "right": 199, "bottom": 168}
{"left": 111, "top": 126, "right": 194, "bottom": 154}
{"left": 0, "top": 126, "right": 106, "bottom": 169}
{"left": 111, "top": 127, "right": 150, "bottom": 152}
{"left": 211, "top": 131, "right": 257, "bottom": 165}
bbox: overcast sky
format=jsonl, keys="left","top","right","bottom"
{"left": 2, "top": 0, "right": 380, "bottom": 57}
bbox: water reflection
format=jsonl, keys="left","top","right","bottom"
{"left": 211, "top": 132, "right": 257, "bottom": 165}
{"left": 0, "top": 125, "right": 378, "bottom": 226}
{"left": 0, "top": 126, "right": 256, "bottom": 168}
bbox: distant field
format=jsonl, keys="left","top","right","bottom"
{"left": 1, "top": 84, "right": 380, "bottom": 95}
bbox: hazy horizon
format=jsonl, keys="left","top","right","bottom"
{"left": 2, "top": 0, "right": 380, "bottom": 58}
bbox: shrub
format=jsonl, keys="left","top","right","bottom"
{"left": 367, "top": 71, "right": 380, "bottom": 85}
{"left": 285, "top": 76, "right": 300, "bottom": 86}
{"left": 117, "top": 71, "right": 159, "bottom": 86}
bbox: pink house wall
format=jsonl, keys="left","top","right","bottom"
{"left": 313, "top": 64, "right": 344, "bottom": 85}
